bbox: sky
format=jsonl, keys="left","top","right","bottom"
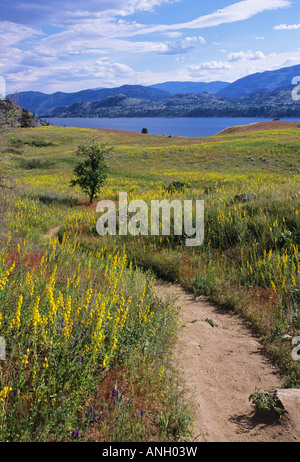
{"left": 1, "top": 0, "right": 300, "bottom": 94}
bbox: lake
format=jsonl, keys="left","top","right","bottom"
{"left": 45, "top": 117, "right": 300, "bottom": 138}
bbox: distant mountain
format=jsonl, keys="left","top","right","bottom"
{"left": 217, "top": 64, "right": 300, "bottom": 98}
{"left": 43, "top": 85, "right": 300, "bottom": 118}
{"left": 9, "top": 85, "right": 170, "bottom": 116}
{"left": 149, "top": 81, "right": 229, "bottom": 95}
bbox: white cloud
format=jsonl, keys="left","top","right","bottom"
{"left": 0, "top": 0, "right": 178, "bottom": 25}
{"left": 189, "top": 61, "right": 232, "bottom": 72}
{"left": 274, "top": 23, "right": 300, "bottom": 30}
{"left": 5, "top": 48, "right": 300, "bottom": 93}
{"left": 57, "top": 0, "right": 292, "bottom": 40}
{"left": 178, "top": 0, "right": 291, "bottom": 29}
{"left": 158, "top": 36, "right": 206, "bottom": 54}
{"left": 125, "top": 0, "right": 292, "bottom": 35}
{"left": 18, "top": 21, "right": 205, "bottom": 63}
{"left": 0, "top": 0, "right": 290, "bottom": 29}
{"left": 0, "top": 21, "right": 41, "bottom": 46}
{"left": 0, "top": 0, "right": 298, "bottom": 93}
{"left": 5, "top": 57, "right": 137, "bottom": 92}
{"left": 227, "top": 50, "right": 266, "bottom": 61}
{"left": 164, "top": 31, "right": 183, "bottom": 38}
{"left": 92, "top": 58, "right": 135, "bottom": 81}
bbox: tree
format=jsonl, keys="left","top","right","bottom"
{"left": 20, "top": 108, "right": 33, "bottom": 128}
{"left": 70, "top": 142, "right": 111, "bottom": 203}
{"left": 141, "top": 127, "right": 148, "bottom": 134}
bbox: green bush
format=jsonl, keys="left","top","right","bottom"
{"left": 192, "top": 271, "right": 216, "bottom": 296}
{"left": 249, "top": 387, "right": 285, "bottom": 416}
{"left": 165, "top": 181, "right": 186, "bottom": 194}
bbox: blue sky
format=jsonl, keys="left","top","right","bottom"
{"left": 1, "top": 0, "right": 300, "bottom": 93}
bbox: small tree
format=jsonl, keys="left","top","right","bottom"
{"left": 20, "top": 108, "right": 33, "bottom": 128}
{"left": 141, "top": 127, "right": 148, "bottom": 134}
{"left": 70, "top": 142, "right": 111, "bottom": 203}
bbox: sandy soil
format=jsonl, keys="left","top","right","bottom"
{"left": 154, "top": 280, "right": 300, "bottom": 442}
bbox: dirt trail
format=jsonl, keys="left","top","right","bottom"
{"left": 154, "top": 280, "right": 300, "bottom": 442}
{"left": 43, "top": 226, "right": 60, "bottom": 239}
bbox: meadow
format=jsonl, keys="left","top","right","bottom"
{"left": 0, "top": 122, "right": 299, "bottom": 441}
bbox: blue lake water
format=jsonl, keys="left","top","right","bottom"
{"left": 46, "top": 117, "right": 300, "bottom": 138}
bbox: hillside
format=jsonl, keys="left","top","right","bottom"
{"left": 0, "top": 99, "right": 43, "bottom": 127}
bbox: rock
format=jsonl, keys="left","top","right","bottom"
{"left": 276, "top": 389, "right": 300, "bottom": 435}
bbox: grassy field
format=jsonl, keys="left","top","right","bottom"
{"left": 0, "top": 122, "right": 299, "bottom": 441}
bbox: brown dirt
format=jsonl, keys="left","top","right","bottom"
{"left": 154, "top": 280, "right": 300, "bottom": 442}
{"left": 218, "top": 120, "right": 300, "bottom": 135}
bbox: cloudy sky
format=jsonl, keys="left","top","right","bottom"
{"left": 1, "top": 0, "right": 300, "bottom": 93}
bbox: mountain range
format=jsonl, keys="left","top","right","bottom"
{"left": 7, "top": 63, "right": 300, "bottom": 118}
{"left": 10, "top": 85, "right": 170, "bottom": 116}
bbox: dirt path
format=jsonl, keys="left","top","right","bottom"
{"left": 43, "top": 226, "right": 60, "bottom": 239}
{"left": 154, "top": 280, "right": 300, "bottom": 442}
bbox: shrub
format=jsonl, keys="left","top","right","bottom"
{"left": 249, "top": 387, "right": 285, "bottom": 416}
{"left": 165, "top": 181, "right": 186, "bottom": 194}
{"left": 192, "top": 271, "right": 216, "bottom": 296}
